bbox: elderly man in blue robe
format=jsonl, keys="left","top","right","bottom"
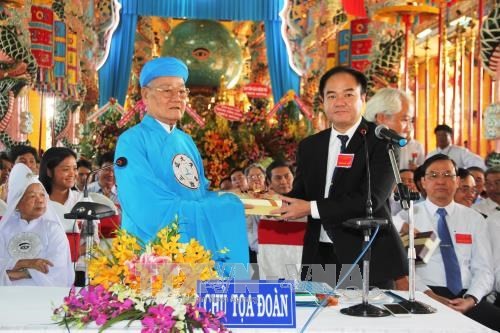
{"left": 115, "top": 57, "right": 249, "bottom": 271}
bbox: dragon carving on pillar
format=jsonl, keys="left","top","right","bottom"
{"left": 0, "top": 6, "right": 37, "bottom": 148}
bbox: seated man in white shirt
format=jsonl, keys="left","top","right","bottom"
{"left": 396, "top": 154, "right": 499, "bottom": 331}
{"left": 75, "top": 159, "right": 92, "bottom": 192}
{"left": 87, "top": 151, "right": 119, "bottom": 207}
{"left": 473, "top": 166, "right": 500, "bottom": 218}
{"left": 468, "top": 166, "right": 488, "bottom": 203}
{"left": 426, "top": 124, "right": 486, "bottom": 170}
{"left": 486, "top": 210, "right": 500, "bottom": 307}
{"left": 0, "top": 164, "right": 74, "bottom": 286}
{"left": 454, "top": 168, "right": 478, "bottom": 209}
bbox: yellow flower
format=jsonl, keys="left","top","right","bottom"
{"left": 86, "top": 223, "right": 219, "bottom": 295}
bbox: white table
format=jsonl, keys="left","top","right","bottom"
{"left": 0, "top": 287, "right": 494, "bottom": 332}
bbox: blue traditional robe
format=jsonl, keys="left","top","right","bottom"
{"left": 115, "top": 115, "right": 249, "bottom": 268}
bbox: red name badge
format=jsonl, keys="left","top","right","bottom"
{"left": 455, "top": 233, "right": 472, "bottom": 244}
{"left": 336, "top": 154, "right": 354, "bottom": 168}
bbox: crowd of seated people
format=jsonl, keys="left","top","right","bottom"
{"left": 0, "top": 145, "right": 121, "bottom": 287}
{"left": 0, "top": 113, "right": 499, "bottom": 331}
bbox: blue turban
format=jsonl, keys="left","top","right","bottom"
{"left": 139, "top": 57, "right": 189, "bottom": 87}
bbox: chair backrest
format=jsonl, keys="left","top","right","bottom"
{"left": 258, "top": 219, "right": 306, "bottom": 246}
{"left": 257, "top": 219, "right": 307, "bottom": 279}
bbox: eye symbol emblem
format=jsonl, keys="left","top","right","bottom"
{"left": 192, "top": 48, "right": 210, "bottom": 60}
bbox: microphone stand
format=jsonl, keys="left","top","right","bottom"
{"left": 340, "top": 129, "right": 389, "bottom": 317}
{"left": 64, "top": 163, "right": 117, "bottom": 286}
{"left": 386, "top": 144, "right": 435, "bottom": 314}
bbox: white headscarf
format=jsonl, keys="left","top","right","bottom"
{"left": 0, "top": 164, "right": 53, "bottom": 229}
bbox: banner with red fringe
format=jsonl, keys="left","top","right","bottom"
{"left": 337, "top": 29, "right": 351, "bottom": 67}
{"left": 214, "top": 104, "right": 243, "bottom": 121}
{"left": 54, "top": 20, "right": 66, "bottom": 95}
{"left": 266, "top": 90, "right": 312, "bottom": 120}
{"left": 66, "top": 33, "right": 77, "bottom": 86}
{"left": 293, "top": 95, "right": 313, "bottom": 120}
{"left": 87, "top": 98, "right": 124, "bottom": 122}
{"left": 266, "top": 99, "right": 285, "bottom": 120}
{"left": 350, "top": 18, "right": 372, "bottom": 73}
{"left": 29, "top": 6, "right": 54, "bottom": 69}
{"left": 117, "top": 100, "right": 147, "bottom": 128}
{"left": 243, "top": 83, "right": 271, "bottom": 98}
{"left": 185, "top": 105, "right": 206, "bottom": 128}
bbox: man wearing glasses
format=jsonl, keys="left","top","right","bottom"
{"left": 114, "top": 57, "right": 249, "bottom": 269}
{"left": 453, "top": 168, "right": 478, "bottom": 209}
{"left": 473, "top": 166, "right": 500, "bottom": 218}
{"left": 396, "top": 154, "right": 498, "bottom": 330}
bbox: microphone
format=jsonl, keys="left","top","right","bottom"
{"left": 83, "top": 157, "right": 127, "bottom": 198}
{"left": 374, "top": 125, "right": 407, "bottom": 147}
{"left": 358, "top": 122, "right": 368, "bottom": 137}
{"left": 343, "top": 123, "right": 388, "bottom": 229}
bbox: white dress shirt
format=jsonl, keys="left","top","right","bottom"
{"left": 473, "top": 197, "right": 500, "bottom": 218}
{"left": 426, "top": 145, "right": 486, "bottom": 170}
{"left": 486, "top": 211, "right": 500, "bottom": 292}
{"left": 311, "top": 117, "right": 362, "bottom": 243}
{"left": 155, "top": 118, "right": 176, "bottom": 134}
{"left": 399, "top": 139, "right": 425, "bottom": 169}
{"left": 396, "top": 199, "right": 493, "bottom": 300}
{"left": 87, "top": 182, "right": 119, "bottom": 206}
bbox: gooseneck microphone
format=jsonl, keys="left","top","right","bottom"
{"left": 374, "top": 125, "right": 407, "bottom": 147}
{"left": 83, "top": 157, "right": 128, "bottom": 198}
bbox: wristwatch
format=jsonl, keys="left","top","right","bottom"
{"left": 463, "top": 294, "right": 478, "bottom": 306}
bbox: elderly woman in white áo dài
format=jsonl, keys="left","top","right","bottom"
{"left": 0, "top": 163, "right": 74, "bottom": 286}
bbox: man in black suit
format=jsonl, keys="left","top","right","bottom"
{"left": 274, "top": 66, "right": 407, "bottom": 289}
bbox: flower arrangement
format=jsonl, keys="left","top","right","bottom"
{"left": 53, "top": 222, "right": 229, "bottom": 332}
{"left": 182, "top": 99, "right": 311, "bottom": 187}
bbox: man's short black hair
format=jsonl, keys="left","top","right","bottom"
{"left": 421, "top": 154, "right": 457, "bottom": 175}
{"left": 266, "top": 160, "right": 293, "bottom": 182}
{"left": 467, "top": 166, "right": 485, "bottom": 174}
{"left": 485, "top": 166, "right": 500, "bottom": 179}
{"left": 318, "top": 66, "right": 368, "bottom": 97}
{"left": 77, "top": 159, "right": 92, "bottom": 170}
{"left": 457, "top": 168, "right": 471, "bottom": 180}
{"left": 218, "top": 177, "right": 231, "bottom": 188}
{"left": 413, "top": 164, "right": 425, "bottom": 193}
{"left": 434, "top": 124, "right": 453, "bottom": 135}
{"left": 0, "top": 152, "right": 11, "bottom": 170}
{"left": 9, "top": 145, "right": 38, "bottom": 163}
{"left": 97, "top": 151, "right": 115, "bottom": 167}
{"left": 229, "top": 168, "right": 245, "bottom": 178}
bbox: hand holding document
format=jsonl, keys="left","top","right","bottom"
{"left": 220, "top": 189, "right": 282, "bottom": 216}
{"left": 239, "top": 191, "right": 282, "bottom": 216}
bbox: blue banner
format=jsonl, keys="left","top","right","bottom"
{"left": 197, "top": 280, "right": 296, "bottom": 328}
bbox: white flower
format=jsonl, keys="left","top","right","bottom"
{"left": 134, "top": 301, "right": 146, "bottom": 312}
